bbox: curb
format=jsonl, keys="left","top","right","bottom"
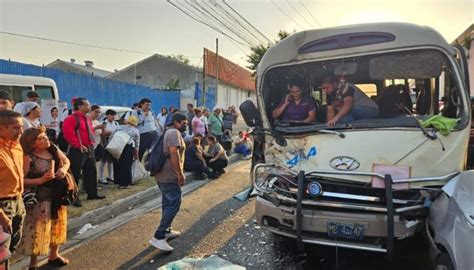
{"left": 11, "top": 153, "right": 244, "bottom": 268}
{"left": 68, "top": 153, "right": 243, "bottom": 239}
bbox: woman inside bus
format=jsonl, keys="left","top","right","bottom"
{"left": 272, "top": 80, "right": 317, "bottom": 123}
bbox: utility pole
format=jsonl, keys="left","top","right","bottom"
{"left": 216, "top": 38, "right": 219, "bottom": 95}
{"left": 202, "top": 48, "right": 206, "bottom": 106}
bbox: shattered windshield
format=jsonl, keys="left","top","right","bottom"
{"left": 262, "top": 49, "right": 468, "bottom": 133}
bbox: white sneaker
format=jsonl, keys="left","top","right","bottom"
{"left": 165, "top": 230, "right": 181, "bottom": 240}
{"left": 149, "top": 237, "right": 174, "bottom": 252}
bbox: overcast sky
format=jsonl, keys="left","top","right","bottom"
{"left": 0, "top": 0, "right": 472, "bottom": 71}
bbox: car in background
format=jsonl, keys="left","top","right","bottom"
{"left": 427, "top": 171, "right": 474, "bottom": 270}
{"left": 98, "top": 105, "right": 133, "bottom": 124}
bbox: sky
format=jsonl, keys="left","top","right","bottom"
{"left": 0, "top": 0, "right": 472, "bottom": 72}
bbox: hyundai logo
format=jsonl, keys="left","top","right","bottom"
{"left": 329, "top": 156, "right": 360, "bottom": 171}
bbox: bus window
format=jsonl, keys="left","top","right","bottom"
{"left": 0, "top": 85, "right": 33, "bottom": 104}
{"left": 34, "top": 85, "right": 54, "bottom": 99}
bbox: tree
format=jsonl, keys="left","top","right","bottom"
{"left": 246, "top": 30, "right": 291, "bottom": 72}
{"left": 166, "top": 78, "right": 180, "bottom": 89}
{"left": 168, "top": 54, "right": 190, "bottom": 65}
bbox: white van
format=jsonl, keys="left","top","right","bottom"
{"left": 240, "top": 22, "right": 471, "bottom": 258}
{"left": 0, "top": 74, "right": 59, "bottom": 103}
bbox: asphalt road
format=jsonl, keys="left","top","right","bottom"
{"left": 39, "top": 161, "right": 433, "bottom": 270}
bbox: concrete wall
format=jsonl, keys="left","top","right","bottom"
{"left": 215, "top": 81, "right": 256, "bottom": 109}
{"left": 108, "top": 55, "right": 201, "bottom": 92}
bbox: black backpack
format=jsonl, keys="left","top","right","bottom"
{"left": 144, "top": 129, "right": 169, "bottom": 173}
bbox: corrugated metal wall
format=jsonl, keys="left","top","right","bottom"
{"left": 195, "top": 82, "right": 216, "bottom": 110}
{"left": 0, "top": 59, "right": 180, "bottom": 112}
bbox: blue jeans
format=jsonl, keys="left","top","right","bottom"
{"left": 154, "top": 182, "right": 182, "bottom": 239}
{"left": 234, "top": 144, "right": 251, "bottom": 156}
{"left": 339, "top": 106, "right": 379, "bottom": 124}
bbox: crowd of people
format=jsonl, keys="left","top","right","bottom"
{"left": 0, "top": 89, "right": 253, "bottom": 268}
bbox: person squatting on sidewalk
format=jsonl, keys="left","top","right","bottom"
{"left": 149, "top": 113, "right": 188, "bottom": 252}
{"left": 62, "top": 98, "right": 105, "bottom": 207}
{"left": 132, "top": 98, "right": 158, "bottom": 161}
{"left": 0, "top": 110, "right": 25, "bottom": 270}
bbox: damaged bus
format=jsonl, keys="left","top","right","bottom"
{"left": 239, "top": 22, "right": 472, "bottom": 258}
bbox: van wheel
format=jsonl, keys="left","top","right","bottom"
{"left": 435, "top": 252, "right": 454, "bottom": 270}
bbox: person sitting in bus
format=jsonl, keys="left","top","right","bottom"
{"left": 272, "top": 80, "right": 316, "bottom": 123}
{"left": 321, "top": 76, "right": 379, "bottom": 127}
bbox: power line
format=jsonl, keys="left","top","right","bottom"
{"left": 189, "top": 0, "right": 257, "bottom": 47}
{"left": 270, "top": 0, "right": 305, "bottom": 30}
{"left": 182, "top": 0, "right": 254, "bottom": 47}
{"left": 222, "top": 0, "right": 273, "bottom": 44}
{"left": 0, "top": 30, "right": 203, "bottom": 59}
{"left": 167, "top": 0, "right": 249, "bottom": 48}
{"left": 299, "top": 0, "right": 322, "bottom": 27}
{"left": 211, "top": 0, "right": 267, "bottom": 45}
{"left": 0, "top": 31, "right": 153, "bottom": 55}
{"left": 206, "top": 0, "right": 265, "bottom": 45}
{"left": 286, "top": 0, "right": 314, "bottom": 28}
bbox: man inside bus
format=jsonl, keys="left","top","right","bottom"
{"left": 272, "top": 80, "right": 316, "bottom": 123}
{"left": 321, "top": 76, "right": 379, "bottom": 127}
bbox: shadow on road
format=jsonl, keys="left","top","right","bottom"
{"left": 119, "top": 188, "right": 250, "bottom": 270}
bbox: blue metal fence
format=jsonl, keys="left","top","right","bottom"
{"left": 0, "top": 59, "right": 180, "bottom": 112}
{"left": 195, "top": 82, "right": 216, "bottom": 110}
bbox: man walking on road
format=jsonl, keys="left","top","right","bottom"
{"left": 149, "top": 113, "right": 187, "bottom": 252}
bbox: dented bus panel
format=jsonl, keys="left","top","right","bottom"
{"left": 240, "top": 22, "right": 472, "bottom": 256}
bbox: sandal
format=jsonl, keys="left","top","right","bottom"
{"left": 47, "top": 257, "right": 69, "bottom": 267}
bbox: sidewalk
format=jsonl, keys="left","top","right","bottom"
{"left": 11, "top": 153, "right": 244, "bottom": 268}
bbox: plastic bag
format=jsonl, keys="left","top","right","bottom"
{"left": 132, "top": 160, "right": 149, "bottom": 184}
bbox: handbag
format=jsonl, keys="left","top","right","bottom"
{"left": 58, "top": 170, "right": 79, "bottom": 206}
{"left": 22, "top": 155, "right": 39, "bottom": 206}
{"left": 132, "top": 160, "right": 149, "bottom": 184}
{"left": 22, "top": 187, "right": 37, "bottom": 206}
{"left": 105, "top": 131, "right": 130, "bottom": 159}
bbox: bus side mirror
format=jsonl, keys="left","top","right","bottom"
{"left": 239, "top": 100, "right": 260, "bottom": 127}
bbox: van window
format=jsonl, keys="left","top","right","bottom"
{"left": 0, "top": 85, "right": 33, "bottom": 103}
{"left": 34, "top": 85, "right": 54, "bottom": 99}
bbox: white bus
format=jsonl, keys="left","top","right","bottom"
{"left": 0, "top": 74, "right": 59, "bottom": 103}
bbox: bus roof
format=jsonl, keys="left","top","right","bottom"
{"left": 0, "top": 74, "right": 57, "bottom": 87}
{"left": 257, "top": 22, "right": 454, "bottom": 77}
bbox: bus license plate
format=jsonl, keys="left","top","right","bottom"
{"left": 327, "top": 222, "right": 364, "bottom": 240}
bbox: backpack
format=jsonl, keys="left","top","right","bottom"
{"left": 144, "top": 129, "right": 169, "bottom": 173}
{"left": 57, "top": 111, "right": 79, "bottom": 152}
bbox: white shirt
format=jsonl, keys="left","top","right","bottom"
{"left": 132, "top": 109, "right": 157, "bottom": 134}
{"left": 104, "top": 120, "right": 119, "bottom": 133}
{"left": 92, "top": 119, "right": 103, "bottom": 148}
